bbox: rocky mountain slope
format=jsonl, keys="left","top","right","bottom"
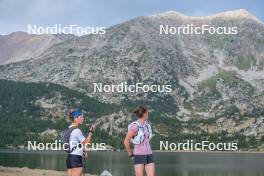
{"left": 1, "top": 9, "right": 264, "bottom": 149}
{"left": 0, "top": 32, "right": 76, "bottom": 65}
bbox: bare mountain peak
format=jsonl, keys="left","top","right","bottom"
{"left": 5, "top": 31, "right": 30, "bottom": 39}
{"left": 151, "top": 9, "right": 262, "bottom": 23}
{"left": 150, "top": 10, "right": 186, "bottom": 18}
{"left": 0, "top": 32, "right": 76, "bottom": 65}
{"left": 7, "top": 31, "right": 28, "bottom": 36}
{"left": 158, "top": 10, "right": 186, "bottom": 17}
{"left": 208, "top": 9, "right": 260, "bottom": 21}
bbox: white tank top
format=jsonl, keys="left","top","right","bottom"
{"left": 68, "top": 125, "right": 85, "bottom": 156}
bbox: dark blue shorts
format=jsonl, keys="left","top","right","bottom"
{"left": 133, "top": 154, "right": 154, "bottom": 165}
{"left": 66, "top": 154, "right": 83, "bottom": 169}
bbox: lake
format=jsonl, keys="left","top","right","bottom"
{"left": 0, "top": 150, "right": 264, "bottom": 176}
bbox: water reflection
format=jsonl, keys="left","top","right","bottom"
{"left": 0, "top": 151, "right": 263, "bottom": 176}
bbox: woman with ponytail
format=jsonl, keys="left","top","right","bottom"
{"left": 124, "top": 106, "right": 155, "bottom": 176}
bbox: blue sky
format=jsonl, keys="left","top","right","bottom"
{"left": 0, "top": 0, "right": 263, "bottom": 35}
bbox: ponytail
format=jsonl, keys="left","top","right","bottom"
{"left": 133, "top": 106, "right": 147, "bottom": 119}
{"left": 68, "top": 108, "right": 74, "bottom": 120}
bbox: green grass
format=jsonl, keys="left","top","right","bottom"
{"left": 219, "top": 70, "right": 239, "bottom": 85}
{"left": 236, "top": 56, "right": 256, "bottom": 71}
{"left": 199, "top": 76, "right": 218, "bottom": 91}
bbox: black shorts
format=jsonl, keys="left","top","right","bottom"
{"left": 133, "top": 154, "right": 154, "bottom": 165}
{"left": 66, "top": 154, "right": 83, "bottom": 169}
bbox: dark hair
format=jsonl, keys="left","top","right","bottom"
{"left": 133, "top": 106, "right": 147, "bottom": 118}
{"left": 68, "top": 108, "right": 81, "bottom": 121}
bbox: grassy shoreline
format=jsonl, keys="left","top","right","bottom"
{"left": 0, "top": 166, "right": 96, "bottom": 176}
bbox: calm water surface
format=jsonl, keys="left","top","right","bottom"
{"left": 0, "top": 150, "right": 264, "bottom": 176}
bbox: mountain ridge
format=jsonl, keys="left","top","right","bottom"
{"left": 150, "top": 9, "right": 263, "bottom": 24}
{"left": 0, "top": 9, "right": 264, "bottom": 143}
{"left": 0, "top": 31, "right": 77, "bottom": 65}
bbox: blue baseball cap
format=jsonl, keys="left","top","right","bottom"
{"left": 71, "top": 109, "right": 83, "bottom": 118}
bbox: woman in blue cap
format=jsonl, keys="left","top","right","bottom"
{"left": 66, "top": 108, "right": 95, "bottom": 176}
